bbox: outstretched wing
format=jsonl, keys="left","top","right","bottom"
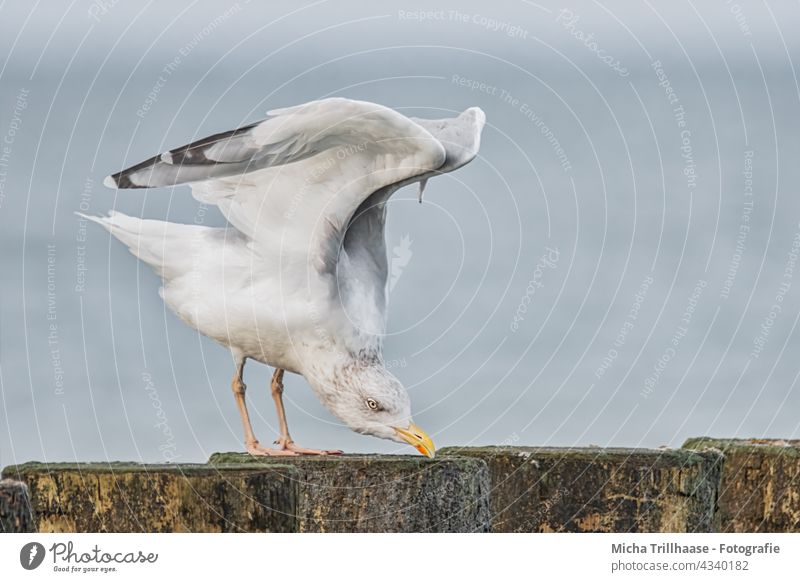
{"left": 336, "top": 107, "right": 486, "bottom": 338}
{"left": 105, "top": 98, "right": 447, "bottom": 271}
{"left": 342, "top": 107, "right": 486, "bottom": 285}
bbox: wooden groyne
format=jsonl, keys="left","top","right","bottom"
{"left": 1, "top": 438, "right": 798, "bottom": 532}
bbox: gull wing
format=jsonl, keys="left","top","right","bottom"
{"left": 105, "top": 98, "right": 447, "bottom": 272}
{"left": 343, "top": 107, "right": 486, "bottom": 286}
{"left": 335, "top": 107, "right": 486, "bottom": 338}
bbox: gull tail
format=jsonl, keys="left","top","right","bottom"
{"left": 77, "top": 211, "right": 208, "bottom": 279}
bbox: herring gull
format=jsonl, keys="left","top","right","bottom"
{"left": 82, "top": 98, "right": 485, "bottom": 457}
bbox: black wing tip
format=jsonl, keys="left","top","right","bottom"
{"left": 105, "top": 171, "right": 146, "bottom": 189}
{"left": 163, "top": 120, "right": 261, "bottom": 167}
{"left": 105, "top": 151, "right": 166, "bottom": 189}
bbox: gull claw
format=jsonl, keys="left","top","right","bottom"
{"left": 245, "top": 440, "right": 299, "bottom": 456}
{"left": 275, "top": 437, "right": 343, "bottom": 456}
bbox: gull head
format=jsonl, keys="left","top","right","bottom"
{"left": 313, "top": 362, "right": 435, "bottom": 457}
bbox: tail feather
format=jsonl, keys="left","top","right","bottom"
{"left": 77, "top": 211, "right": 211, "bottom": 279}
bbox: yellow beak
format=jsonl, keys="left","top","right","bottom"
{"left": 393, "top": 423, "right": 436, "bottom": 458}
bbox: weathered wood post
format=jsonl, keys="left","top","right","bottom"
{"left": 684, "top": 438, "right": 800, "bottom": 532}
{"left": 441, "top": 446, "right": 723, "bottom": 532}
{"left": 0, "top": 478, "right": 35, "bottom": 532}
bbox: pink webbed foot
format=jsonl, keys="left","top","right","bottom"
{"left": 245, "top": 440, "right": 299, "bottom": 456}
{"left": 275, "top": 436, "right": 342, "bottom": 456}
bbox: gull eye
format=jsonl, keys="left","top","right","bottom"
{"left": 366, "top": 398, "right": 379, "bottom": 411}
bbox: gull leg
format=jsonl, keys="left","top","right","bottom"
{"left": 271, "top": 368, "right": 342, "bottom": 455}
{"left": 231, "top": 357, "right": 297, "bottom": 456}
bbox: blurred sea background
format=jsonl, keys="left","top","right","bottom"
{"left": 2, "top": 1, "right": 800, "bottom": 464}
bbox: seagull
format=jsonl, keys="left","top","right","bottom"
{"left": 82, "top": 98, "right": 485, "bottom": 457}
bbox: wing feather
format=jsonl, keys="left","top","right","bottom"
{"left": 105, "top": 98, "right": 448, "bottom": 272}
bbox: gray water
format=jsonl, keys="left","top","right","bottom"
{"left": 2, "top": 1, "right": 800, "bottom": 465}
